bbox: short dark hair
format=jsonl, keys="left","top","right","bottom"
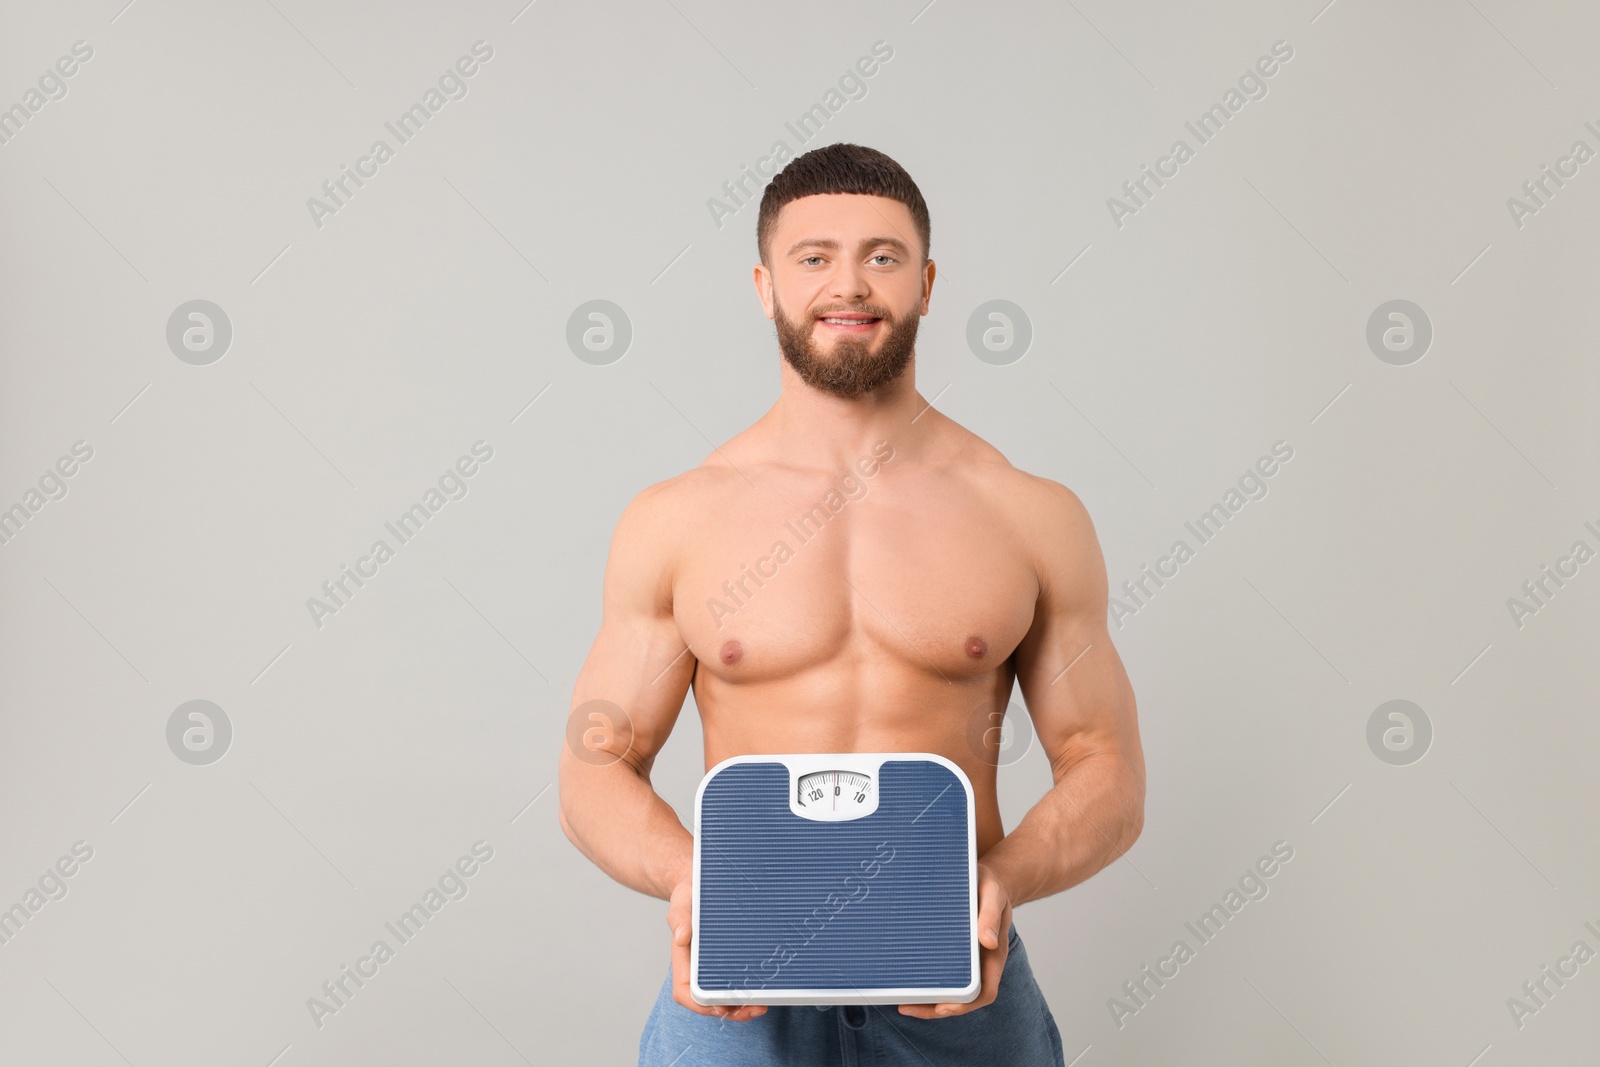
{"left": 757, "top": 143, "right": 930, "bottom": 267}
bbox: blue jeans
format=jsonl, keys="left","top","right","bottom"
{"left": 639, "top": 922, "right": 1066, "bottom": 1066}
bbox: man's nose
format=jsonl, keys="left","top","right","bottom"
{"left": 826, "top": 261, "right": 871, "bottom": 304}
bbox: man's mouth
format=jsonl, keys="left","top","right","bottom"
{"left": 816, "top": 313, "right": 882, "bottom": 332}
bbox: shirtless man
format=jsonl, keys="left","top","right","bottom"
{"left": 558, "top": 143, "right": 1145, "bottom": 1066}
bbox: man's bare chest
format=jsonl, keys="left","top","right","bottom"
{"left": 671, "top": 483, "right": 1038, "bottom": 682}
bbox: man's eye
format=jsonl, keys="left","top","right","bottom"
{"left": 801, "top": 256, "right": 823, "bottom": 266}
{"left": 871, "top": 255, "right": 895, "bottom": 265}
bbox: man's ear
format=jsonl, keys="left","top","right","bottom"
{"left": 752, "top": 263, "right": 776, "bottom": 319}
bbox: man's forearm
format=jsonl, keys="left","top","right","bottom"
{"left": 559, "top": 756, "right": 693, "bottom": 901}
{"left": 978, "top": 750, "right": 1143, "bottom": 907}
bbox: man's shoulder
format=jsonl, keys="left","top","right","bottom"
{"left": 937, "top": 424, "right": 1101, "bottom": 603}
{"left": 1001, "top": 467, "right": 1093, "bottom": 532}
{"left": 614, "top": 463, "right": 743, "bottom": 546}
{"left": 942, "top": 424, "right": 1091, "bottom": 528}
{"left": 605, "top": 466, "right": 741, "bottom": 611}
{"left": 987, "top": 467, "right": 1102, "bottom": 602}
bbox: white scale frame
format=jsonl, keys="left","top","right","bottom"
{"left": 690, "top": 751, "right": 979, "bottom": 1007}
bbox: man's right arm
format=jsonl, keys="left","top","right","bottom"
{"left": 560, "top": 476, "right": 769, "bottom": 1021}
{"left": 558, "top": 479, "right": 698, "bottom": 903}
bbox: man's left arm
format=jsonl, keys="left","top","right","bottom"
{"left": 902, "top": 477, "right": 1144, "bottom": 1019}
{"left": 982, "top": 477, "right": 1146, "bottom": 909}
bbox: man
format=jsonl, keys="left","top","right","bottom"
{"left": 559, "top": 143, "right": 1145, "bottom": 1066}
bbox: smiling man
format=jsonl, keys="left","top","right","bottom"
{"left": 559, "top": 143, "right": 1145, "bottom": 1066}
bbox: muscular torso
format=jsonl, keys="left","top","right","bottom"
{"left": 668, "top": 420, "right": 1043, "bottom": 857}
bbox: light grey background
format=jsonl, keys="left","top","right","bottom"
{"left": 2, "top": 1, "right": 1597, "bottom": 1064}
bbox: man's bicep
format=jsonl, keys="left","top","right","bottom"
{"left": 568, "top": 484, "right": 696, "bottom": 776}
{"left": 1012, "top": 481, "right": 1141, "bottom": 781}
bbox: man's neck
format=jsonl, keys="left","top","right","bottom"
{"left": 763, "top": 361, "right": 933, "bottom": 470}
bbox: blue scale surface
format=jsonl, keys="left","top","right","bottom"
{"left": 695, "top": 758, "right": 972, "bottom": 995}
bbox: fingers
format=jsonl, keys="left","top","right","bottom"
{"left": 670, "top": 966, "right": 720, "bottom": 1015}
{"left": 711, "top": 1003, "right": 767, "bottom": 1021}
{"left": 669, "top": 911, "right": 720, "bottom": 1017}
{"left": 901, "top": 872, "right": 1014, "bottom": 1019}
{"left": 973, "top": 939, "right": 1006, "bottom": 1011}
{"left": 670, "top": 966, "right": 720, "bottom": 1016}
{"left": 899, "top": 930, "right": 1009, "bottom": 1019}
{"left": 976, "top": 897, "right": 1000, "bottom": 950}
{"left": 667, "top": 906, "right": 767, "bottom": 1019}
{"left": 669, "top": 929, "right": 714, "bottom": 1012}
{"left": 975, "top": 866, "right": 1011, "bottom": 951}
{"left": 669, "top": 976, "right": 767, "bottom": 1019}
{"left": 669, "top": 966, "right": 768, "bottom": 1019}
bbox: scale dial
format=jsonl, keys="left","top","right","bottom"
{"left": 796, "top": 769, "right": 874, "bottom": 817}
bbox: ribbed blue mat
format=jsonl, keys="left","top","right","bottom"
{"left": 695, "top": 758, "right": 972, "bottom": 994}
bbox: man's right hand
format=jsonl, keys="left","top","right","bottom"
{"left": 668, "top": 874, "right": 767, "bottom": 1021}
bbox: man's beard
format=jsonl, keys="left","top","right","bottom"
{"left": 773, "top": 296, "right": 920, "bottom": 399}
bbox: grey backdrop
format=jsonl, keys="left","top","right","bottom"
{"left": 3, "top": 0, "right": 1597, "bottom": 1064}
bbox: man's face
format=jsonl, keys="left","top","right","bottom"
{"left": 756, "top": 194, "right": 933, "bottom": 399}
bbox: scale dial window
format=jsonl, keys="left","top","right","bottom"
{"left": 796, "top": 770, "right": 874, "bottom": 819}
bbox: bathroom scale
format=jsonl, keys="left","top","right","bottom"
{"left": 690, "top": 751, "right": 978, "bottom": 1007}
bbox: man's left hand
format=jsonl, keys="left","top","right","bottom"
{"left": 898, "top": 862, "right": 1013, "bottom": 1019}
